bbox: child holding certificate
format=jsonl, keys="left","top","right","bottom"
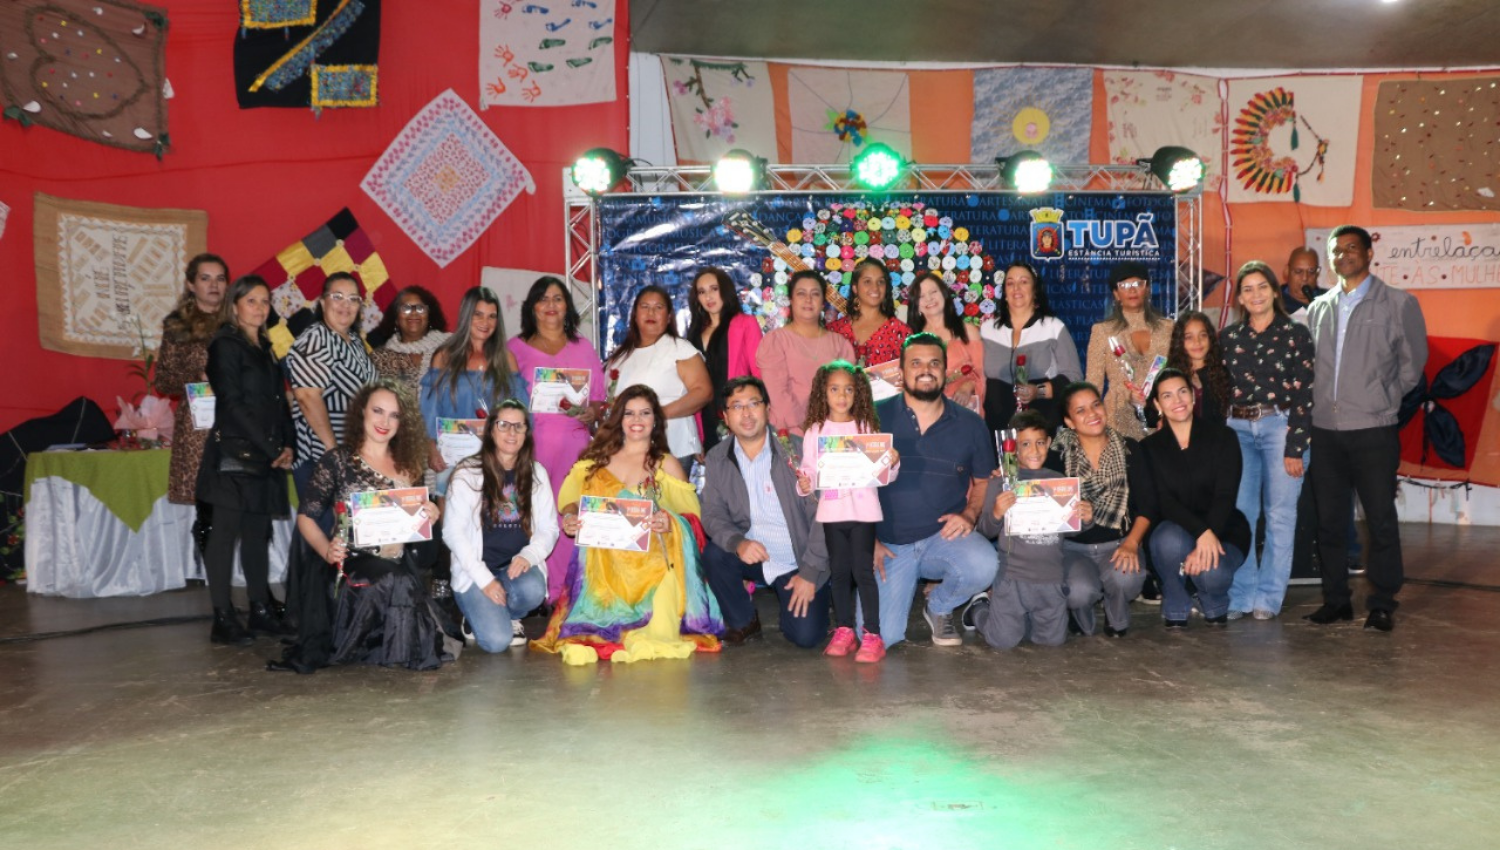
{"left": 970, "top": 410, "right": 1086, "bottom": 649}
{"left": 796, "top": 361, "right": 898, "bottom": 663}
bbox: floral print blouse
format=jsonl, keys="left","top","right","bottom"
{"left": 1219, "top": 315, "right": 1315, "bottom": 457}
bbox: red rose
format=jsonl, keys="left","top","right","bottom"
{"left": 1016, "top": 355, "right": 1027, "bottom": 367}
{"left": 559, "top": 399, "right": 573, "bottom": 411}
{"left": 334, "top": 502, "right": 347, "bottom": 516}
{"left": 777, "top": 428, "right": 790, "bottom": 438}
{"left": 609, "top": 369, "right": 620, "bottom": 381}
{"left": 961, "top": 364, "right": 974, "bottom": 375}
{"left": 1003, "top": 439, "right": 1017, "bottom": 453}
{"left": 475, "top": 408, "right": 488, "bottom": 419}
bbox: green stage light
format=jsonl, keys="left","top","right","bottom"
{"left": 713, "top": 149, "right": 767, "bottom": 194}
{"left": 852, "top": 143, "right": 905, "bottom": 191}
{"left": 997, "top": 151, "right": 1053, "bottom": 194}
{"left": 1146, "top": 146, "right": 1204, "bottom": 192}
{"left": 570, "top": 148, "right": 631, "bottom": 196}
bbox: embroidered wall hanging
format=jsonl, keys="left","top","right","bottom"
{"left": 247, "top": 207, "right": 393, "bottom": 334}
{"left": 361, "top": 89, "right": 535, "bottom": 268}
{"left": 972, "top": 67, "right": 1093, "bottom": 166}
{"left": 1398, "top": 337, "right": 1497, "bottom": 477}
{"left": 479, "top": 0, "right": 616, "bottom": 108}
{"left": 1372, "top": 77, "right": 1500, "bottom": 213}
{"left": 33, "top": 193, "right": 207, "bottom": 359}
{"left": 1225, "top": 76, "right": 1361, "bottom": 206}
{"left": 787, "top": 66, "right": 911, "bottom": 164}
{"left": 662, "top": 56, "right": 775, "bottom": 164}
{"left": 0, "top": 0, "right": 170, "bottom": 155}
{"left": 1104, "top": 70, "right": 1224, "bottom": 191}
{"left": 234, "top": 0, "right": 380, "bottom": 111}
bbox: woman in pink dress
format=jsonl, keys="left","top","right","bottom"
{"left": 507, "top": 276, "right": 607, "bottom": 603}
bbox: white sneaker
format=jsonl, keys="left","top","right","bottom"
{"left": 461, "top": 618, "right": 476, "bottom": 646}
{"left": 510, "top": 619, "right": 528, "bottom": 647}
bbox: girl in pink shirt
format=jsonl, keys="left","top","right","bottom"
{"left": 797, "top": 361, "right": 899, "bottom": 662}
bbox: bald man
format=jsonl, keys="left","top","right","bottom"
{"left": 1282, "top": 247, "right": 1326, "bottom": 324}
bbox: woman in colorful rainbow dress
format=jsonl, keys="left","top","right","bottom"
{"left": 533, "top": 384, "right": 723, "bottom": 665}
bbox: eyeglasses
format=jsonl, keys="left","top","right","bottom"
{"left": 398, "top": 303, "right": 429, "bottom": 314}
{"left": 1115, "top": 280, "right": 1146, "bottom": 291}
{"left": 494, "top": 420, "right": 528, "bottom": 433}
{"left": 326, "top": 292, "right": 363, "bottom": 304}
{"left": 726, "top": 400, "right": 764, "bottom": 413}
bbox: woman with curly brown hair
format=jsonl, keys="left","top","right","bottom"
{"left": 157, "top": 253, "right": 229, "bottom": 554}
{"left": 1164, "top": 310, "right": 1232, "bottom": 423}
{"left": 533, "top": 385, "right": 722, "bottom": 665}
{"left": 279, "top": 379, "right": 451, "bottom": 672}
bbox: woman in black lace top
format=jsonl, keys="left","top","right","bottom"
{"left": 273, "top": 379, "right": 451, "bottom": 672}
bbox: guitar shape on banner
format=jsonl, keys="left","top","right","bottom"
{"left": 725, "top": 210, "right": 850, "bottom": 315}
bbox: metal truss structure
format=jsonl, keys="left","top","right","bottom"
{"left": 564, "top": 163, "right": 1203, "bottom": 342}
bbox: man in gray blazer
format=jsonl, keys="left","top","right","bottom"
{"left": 1303, "top": 225, "right": 1427, "bottom": 631}
{"left": 700, "top": 376, "right": 831, "bottom": 647}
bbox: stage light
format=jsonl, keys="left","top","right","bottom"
{"left": 997, "top": 151, "right": 1053, "bottom": 193}
{"left": 1145, "top": 146, "right": 1205, "bottom": 193}
{"left": 713, "top": 149, "right": 767, "bottom": 193}
{"left": 570, "top": 148, "right": 631, "bottom": 196}
{"left": 852, "top": 143, "right": 905, "bottom": 191}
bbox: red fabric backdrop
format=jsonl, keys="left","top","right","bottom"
{"left": 0, "top": 1, "right": 629, "bottom": 433}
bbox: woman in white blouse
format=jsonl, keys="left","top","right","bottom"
{"left": 605, "top": 285, "right": 713, "bottom": 467}
{"left": 443, "top": 400, "right": 559, "bottom": 652}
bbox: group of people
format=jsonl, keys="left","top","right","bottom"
{"left": 156, "top": 223, "right": 1424, "bottom": 672}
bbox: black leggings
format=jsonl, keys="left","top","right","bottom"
{"left": 824, "top": 521, "right": 878, "bottom": 630}
{"left": 204, "top": 506, "right": 272, "bottom": 610}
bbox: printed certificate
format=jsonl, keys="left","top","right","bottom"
{"left": 866, "top": 359, "right": 904, "bottom": 401}
{"left": 349, "top": 487, "right": 433, "bottom": 547}
{"left": 815, "top": 433, "right": 896, "bottom": 490}
{"left": 530, "top": 367, "right": 592, "bottom": 414}
{"left": 576, "top": 495, "right": 655, "bottom": 552}
{"left": 1140, "top": 355, "right": 1169, "bottom": 396}
{"left": 186, "top": 382, "right": 214, "bottom": 430}
{"left": 436, "top": 418, "right": 486, "bottom": 466}
{"left": 1005, "top": 477, "right": 1083, "bottom": 537}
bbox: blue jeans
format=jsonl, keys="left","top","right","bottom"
{"left": 1228, "top": 414, "right": 1305, "bottom": 616}
{"left": 872, "top": 532, "right": 997, "bottom": 646}
{"left": 700, "top": 542, "right": 831, "bottom": 649}
{"left": 1148, "top": 521, "right": 1245, "bottom": 621}
{"left": 454, "top": 567, "right": 547, "bottom": 653}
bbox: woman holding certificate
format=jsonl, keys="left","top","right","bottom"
{"left": 535, "top": 385, "right": 723, "bottom": 665}
{"left": 444, "top": 401, "right": 558, "bottom": 652}
{"left": 1140, "top": 369, "right": 1249, "bottom": 629}
{"left": 195, "top": 275, "right": 294, "bottom": 645}
{"left": 605, "top": 286, "right": 713, "bottom": 469}
{"left": 507, "top": 276, "right": 605, "bottom": 603}
{"left": 284, "top": 380, "right": 450, "bottom": 671}
{"left": 421, "top": 287, "right": 527, "bottom": 493}
{"left": 1084, "top": 262, "right": 1173, "bottom": 440}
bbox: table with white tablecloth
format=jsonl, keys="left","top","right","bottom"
{"left": 24, "top": 449, "right": 292, "bottom": 598}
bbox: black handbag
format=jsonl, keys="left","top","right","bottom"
{"left": 215, "top": 433, "right": 271, "bottom": 476}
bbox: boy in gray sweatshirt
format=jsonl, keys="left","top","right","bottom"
{"left": 971, "top": 411, "right": 1089, "bottom": 649}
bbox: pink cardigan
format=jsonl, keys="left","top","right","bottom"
{"left": 726, "top": 313, "right": 764, "bottom": 380}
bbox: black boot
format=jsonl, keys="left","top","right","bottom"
{"left": 211, "top": 607, "right": 254, "bottom": 646}
{"left": 246, "top": 601, "right": 291, "bottom": 636}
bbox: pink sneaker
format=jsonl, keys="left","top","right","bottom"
{"left": 855, "top": 634, "right": 886, "bottom": 663}
{"left": 824, "top": 627, "right": 857, "bottom": 657}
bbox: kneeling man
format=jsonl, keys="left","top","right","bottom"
{"left": 701, "top": 377, "right": 832, "bottom": 647}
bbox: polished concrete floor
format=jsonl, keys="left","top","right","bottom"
{"left": 2, "top": 522, "right": 1497, "bottom": 850}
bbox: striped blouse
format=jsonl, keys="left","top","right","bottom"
{"left": 286, "top": 322, "right": 377, "bottom": 467}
